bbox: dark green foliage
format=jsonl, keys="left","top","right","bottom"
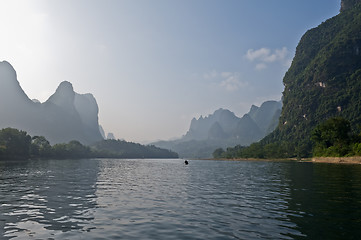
{"left": 341, "top": 0, "right": 361, "bottom": 12}
{"left": 30, "top": 136, "right": 52, "bottom": 158}
{"left": 91, "top": 139, "right": 178, "bottom": 159}
{"left": 214, "top": 141, "right": 297, "bottom": 159}
{"left": 212, "top": 148, "right": 225, "bottom": 158}
{"left": 311, "top": 117, "right": 354, "bottom": 157}
{"left": 0, "top": 129, "right": 93, "bottom": 160}
{"left": 0, "top": 127, "right": 178, "bottom": 160}
{"left": 52, "top": 140, "right": 92, "bottom": 159}
{"left": 0, "top": 128, "right": 31, "bottom": 159}
{"left": 353, "top": 142, "right": 361, "bottom": 155}
{"left": 219, "top": 117, "right": 361, "bottom": 159}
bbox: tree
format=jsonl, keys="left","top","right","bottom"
{"left": 31, "top": 136, "right": 52, "bottom": 158}
{"left": 67, "top": 140, "right": 91, "bottom": 158}
{"left": 213, "top": 148, "right": 225, "bottom": 158}
{"left": 311, "top": 117, "right": 352, "bottom": 156}
{"left": 0, "top": 128, "right": 32, "bottom": 159}
{"left": 51, "top": 140, "right": 91, "bottom": 159}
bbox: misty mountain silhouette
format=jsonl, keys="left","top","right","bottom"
{"left": 184, "top": 102, "right": 281, "bottom": 144}
{"left": 153, "top": 101, "right": 282, "bottom": 158}
{"left": 0, "top": 61, "right": 103, "bottom": 145}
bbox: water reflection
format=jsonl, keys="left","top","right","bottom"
{"left": 0, "top": 159, "right": 99, "bottom": 239}
{"left": 285, "top": 162, "right": 361, "bottom": 239}
{"left": 92, "top": 159, "right": 194, "bottom": 239}
{"left": 171, "top": 160, "right": 305, "bottom": 239}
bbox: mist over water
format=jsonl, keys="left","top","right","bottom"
{"left": 1, "top": 159, "right": 361, "bottom": 239}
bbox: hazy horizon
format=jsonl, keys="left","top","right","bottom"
{"left": 0, "top": 0, "right": 340, "bottom": 143}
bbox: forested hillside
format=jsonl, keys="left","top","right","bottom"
{"left": 218, "top": 2, "right": 361, "bottom": 158}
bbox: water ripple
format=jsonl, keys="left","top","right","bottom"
{"left": 1, "top": 159, "right": 361, "bottom": 239}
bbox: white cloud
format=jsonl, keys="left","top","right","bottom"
{"left": 220, "top": 72, "right": 247, "bottom": 91}
{"left": 245, "top": 47, "right": 291, "bottom": 71}
{"left": 246, "top": 48, "right": 271, "bottom": 62}
{"left": 220, "top": 75, "right": 245, "bottom": 91}
{"left": 203, "top": 71, "right": 247, "bottom": 92}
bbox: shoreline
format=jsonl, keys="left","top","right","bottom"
{"left": 311, "top": 156, "right": 361, "bottom": 164}
{"left": 198, "top": 158, "right": 310, "bottom": 162}
{"left": 204, "top": 157, "right": 361, "bottom": 164}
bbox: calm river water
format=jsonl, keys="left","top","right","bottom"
{"left": 1, "top": 159, "right": 361, "bottom": 239}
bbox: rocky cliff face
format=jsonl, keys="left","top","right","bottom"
{"left": 340, "top": 0, "right": 361, "bottom": 12}
{"left": 262, "top": 2, "right": 361, "bottom": 155}
{"left": 0, "top": 61, "right": 104, "bottom": 144}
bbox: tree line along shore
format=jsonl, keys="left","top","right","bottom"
{"left": 213, "top": 117, "right": 361, "bottom": 163}
{"left": 0, "top": 127, "right": 178, "bottom": 160}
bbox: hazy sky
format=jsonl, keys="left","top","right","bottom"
{"left": 0, "top": 0, "right": 340, "bottom": 142}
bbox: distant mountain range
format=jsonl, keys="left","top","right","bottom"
{"left": 0, "top": 61, "right": 103, "bottom": 145}
{"left": 0, "top": 61, "right": 282, "bottom": 158}
{"left": 152, "top": 100, "right": 282, "bottom": 158}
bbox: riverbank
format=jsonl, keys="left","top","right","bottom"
{"left": 200, "top": 158, "right": 309, "bottom": 162}
{"left": 205, "top": 157, "right": 361, "bottom": 164}
{"left": 311, "top": 156, "right": 361, "bottom": 164}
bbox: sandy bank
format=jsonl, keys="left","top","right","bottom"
{"left": 207, "top": 157, "right": 361, "bottom": 164}
{"left": 201, "top": 158, "right": 310, "bottom": 162}
{"left": 312, "top": 157, "right": 361, "bottom": 164}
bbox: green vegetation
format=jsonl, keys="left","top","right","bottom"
{"left": 341, "top": 0, "right": 361, "bottom": 11}
{"left": 311, "top": 117, "right": 361, "bottom": 157}
{"left": 91, "top": 139, "right": 179, "bottom": 159}
{"left": 30, "top": 136, "right": 53, "bottom": 158}
{"left": 51, "top": 140, "right": 92, "bottom": 159}
{"left": 0, "top": 127, "right": 178, "bottom": 160}
{"left": 214, "top": 3, "right": 361, "bottom": 159}
{"left": 214, "top": 117, "right": 361, "bottom": 159}
{"left": 213, "top": 141, "right": 299, "bottom": 159}
{"left": 0, "top": 128, "right": 32, "bottom": 159}
{"left": 0, "top": 127, "right": 93, "bottom": 160}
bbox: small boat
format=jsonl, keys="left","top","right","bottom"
{"left": 184, "top": 160, "right": 189, "bottom": 165}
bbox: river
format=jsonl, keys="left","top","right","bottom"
{"left": 1, "top": 159, "right": 361, "bottom": 239}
